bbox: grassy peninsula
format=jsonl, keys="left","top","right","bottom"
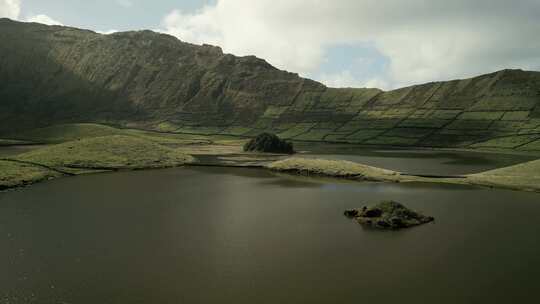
{"left": 468, "top": 159, "right": 540, "bottom": 192}
{"left": 266, "top": 158, "right": 401, "bottom": 182}
{"left": 266, "top": 157, "right": 540, "bottom": 192}
{"left": 0, "top": 134, "right": 194, "bottom": 190}
{"left": 0, "top": 160, "right": 62, "bottom": 190}
{"left": 15, "top": 135, "right": 194, "bottom": 171}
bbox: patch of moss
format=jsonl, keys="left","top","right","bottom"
{"left": 518, "top": 139, "right": 540, "bottom": 151}
{"left": 445, "top": 119, "right": 494, "bottom": 130}
{"left": 177, "top": 126, "right": 224, "bottom": 135}
{"left": 472, "top": 134, "right": 540, "bottom": 149}
{"left": 383, "top": 128, "right": 434, "bottom": 139}
{"left": 345, "top": 130, "right": 385, "bottom": 142}
{"left": 398, "top": 118, "right": 450, "bottom": 129}
{"left": 294, "top": 129, "right": 335, "bottom": 141}
{"left": 220, "top": 126, "right": 253, "bottom": 136}
{"left": 365, "top": 136, "right": 420, "bottom": 146}
{"left": 156, "top": 122, "right": 181, "bottom": 132}
{"left": 262, "top": 106, "right": 289, "bottom": 118}
{"left": 501, "top": 111, "right": 530, "bottom": 121}
{"left": 471, "top": 96, "right": 537, "bottom": 111}
{"left": 457, "top": 111, "right": 505, "bottom": 120}
{"left": 278, "top": 123, "right": 317, "bottom": 139}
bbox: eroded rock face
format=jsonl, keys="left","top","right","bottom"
{"left": 344, "top": 201, "right": 434, "bottom": 230}
{"left": 243, "top": 133, "right": 294, "bottom": 154}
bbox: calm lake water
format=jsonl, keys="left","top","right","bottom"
{"left": 297, "top": 143, "right": 536, "bottom": 175}
{"left": 1, "top": 161, "right": 540, "bottom": 303}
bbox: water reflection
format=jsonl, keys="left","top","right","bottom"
{"left": 1, "top": 164, "right": 540, "bottom": 303}
{"left": 297, "top": 145, "right": 535, "bottom": 175}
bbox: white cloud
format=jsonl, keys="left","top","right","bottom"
{"left": 116, "top": 0, "right": 133, "bottom": 8}
{"left": 316, "top": 71, "right": 370, "bottom": 89}
{"left": 97, "top": 29, "right": 118, "bottom": 35}
{"left": 160, "top": 0, "right": 540, "bottom": 89}
{"left": 0, "top": 0, "right": 20, "bottom": 19}
{"left": 161, "top": 4, "right": 325, "bottom": 76}
{"left": 316, "top": 70, "right": 391, "bottom": 90}
{"left": 1, "top": 0, "right": 63, "bottom": 26}
{"left": 26, "top": 14, "right": 63, "bottom": 25}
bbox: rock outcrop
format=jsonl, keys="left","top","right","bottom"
{"left": 1, "top": 19, "right": 540, "bottom": 153}
{"left": 243, "top": 133, "right": 294, "bottom": 154}
{"left": 344, "top": 201, "right": 434, "bottom": 229}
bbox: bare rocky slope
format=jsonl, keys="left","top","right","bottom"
{"left": 1, "top": 18, "right": 540, "bottom": 152}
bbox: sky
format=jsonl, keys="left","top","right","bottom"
{"left": 1, "top": 0, "right": 540, "bottom": 90}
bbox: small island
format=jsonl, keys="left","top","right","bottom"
{"left": 344, "top": 201, "right": 434, "bottom": 229}
{"left": 243, "top": 133, "right": 295, "bottom": 154}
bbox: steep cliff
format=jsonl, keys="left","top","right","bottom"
{"left": 1, "top": 18, "right": 540, "bottom": 152}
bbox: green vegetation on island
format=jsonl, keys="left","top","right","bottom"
{"left": 344, "top": 201, "right": 434, "bottom": 229}
{"left": 243, "top": 133, "right": 294, "bottom": 154}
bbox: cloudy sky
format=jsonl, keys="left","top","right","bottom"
{"left": 1, "top": 0, "right": 540, "bottom": 90}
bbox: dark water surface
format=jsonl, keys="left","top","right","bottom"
{"left": 1, "top": 165, "right": 540, "bottom": 303}
{"left": 296, "top": 143, "right": 536, "bottom": 175}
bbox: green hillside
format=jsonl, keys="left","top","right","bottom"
{"left": 11, "top": 123, "right": 225, "bottom": 144}
{"left": 15, "top": 135, "right": 194, "bottom": 171}
{"left": 1, "top": 18, "right": 540, "bottom": 153}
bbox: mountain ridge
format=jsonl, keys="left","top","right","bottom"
{"left": 1, "top": 18, "right": 540, "bottom": 152}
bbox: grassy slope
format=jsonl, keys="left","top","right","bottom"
{"left": 267, "top": 157, "right": 540, "bottom": 192}
{"left": 10, "top": 123, "right": 249, "bottom": 156}
{"left": 2, "top": 19, "right": 540, "bottom": 153}
{"left": 0, "top": 160, "right": 62, "bottom": 190}
{"left": 266, "top": 158, "right": 469, "bottom": 186}
{"left": 267, "top": 158, "right": 404, "bottom": 182}
{"left": 0, "top": 139, "right": 35, "bottom": 146}
{"left": 15, "top": 135, "right": 194, "bottom": 171}
{"left": 12, "top": 123, "right": 219, "bottom": 144}
{"left": 13, "top": 123, "right": 125, "bottom": 143}
{"left": 468, "top": 159, "right": 540, "bottom": 191}
{"left": 0, "top": 128, "right": 196, "bottom": 190}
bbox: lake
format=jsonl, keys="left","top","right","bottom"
{"left": 1, "top": 152, "right": 540, "bottom": 303}
{"left": 296, "top": 142, "right": 536, "bottom": 175}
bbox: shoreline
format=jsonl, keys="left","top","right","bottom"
{"left": 266, "top": 157, "right": 540, "bottom": 193}
{"left": 1, "top": 126, "right": 538, "bottom": 194}
{"left": 2, "top": 153, "right": 540, "bottom": 194}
